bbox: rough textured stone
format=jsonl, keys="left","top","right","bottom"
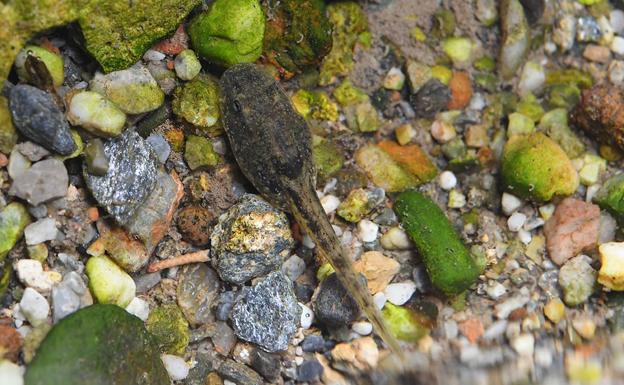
{"left": 314, "top": 273, "right": 360, "bottom": 327}
{"left": 409, "top": 79, "right": 451, "bottom": 119}
{"left": 87, "top": 220, "right": 148, "bottom": 273}
{"left": 176, "top": 206, "right": 217, "bottom": 246}
{"left": 84, "top": 130, "right": 159, "bottom": 226}
{"left": 216, "top": 359, "right": 263, "bottom": 385}
{"left": 145, "top": 303, "right": 190, "bottom": 355}
{"left": 544, "top": 198, "right": 600, "bottom": 265}
{"left": 9, "top": 85, "right": 76, "bottom": 155}
{"left": 177, "top": 263, "right": 221, "bottom": 326}
{"left": 231, "top": 271, "right": 301, "bottom": 353}
{"left": 249, "top": 349, "right": 281, "bottom": 382}
{"left": 9, "top": 158, "right": 68, "bottom": 206}
{"left": 211, "top": 194, "right": 294, "bottom": 284}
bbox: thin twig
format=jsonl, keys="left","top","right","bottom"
{"left": 147, "top": 250, "right": 210, "bottom": 273}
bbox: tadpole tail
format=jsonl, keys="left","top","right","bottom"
{"left": 285, "top": 184, "right": 404, "bottom": 358}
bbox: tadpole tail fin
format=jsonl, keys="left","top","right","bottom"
{"left": 285, "top": 184, "right": 403, "bottom": 358}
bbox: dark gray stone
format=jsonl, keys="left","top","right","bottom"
{"left": 134, "top": 272, "right": 161, "bottom": 294}
{"left": 84, "top": 130, "right": 159, "bottom": 226}
{"left": 250, "top": 349, "right": 281, "bottom": 382}
{"left": 177, "top": 264, "right": 221, "bottom": 326}
{"left": 314, "top": 273, "right": 360, "bottom": 327}
{"left": 146, "top": 134, "right": 171, "bottom": 163}
{"left": 297, "top": 359, "right": 324, "bottom": 382}
{"left": 217, "top": 359, "right": 263, "bottom": 385}
{"left": 231, "top": 271, "right": 301, "bottom": 353}
{"left": 409, "top": 79, "right": 451, "bottom": 119}
{"left": 9, "top": 85, "right": 76, "bottom": 155}
{"left": 301, "top": 334, "right": 325, "bottom": 352}
{"left": 211, "top": 194, "right": 294, "bottom": 284}
{"left": 9, "top": 158, "right": 68, "bottom": 205}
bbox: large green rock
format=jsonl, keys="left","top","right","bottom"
{"left": 262, "top": 0, "right": 332, "bottom": 76}
{"left": 188, "top": 0, "right": 265, "bottom": 67}
{"left": 0, "top": 202, "right": 31, "bottom": 260}
{"left": 79, "top": 0, "right": 201, "bottom": 73}
{"left": 25, "top": 304, "right": 169, "bottom": 385}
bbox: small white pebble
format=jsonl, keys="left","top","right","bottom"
{"left": 320, "top": 195, "right": 340, "bottom": 214}
{"left": 611, "top": 36, "right": 624, "bottom": 56}
{"left": 357, "top": 219, "right": 379, "bottom": 243}
{"left": 299, "top": 303, "right": 314, "bottom": 329}
{"left": 448, "top": 189, "right": 466, "bottom": 209}
{"left": 302, "top": 234, "right": 315, "bottom": 249}
{"left": 20, "top": 288, "right": 49, "bottom": 326}
{"left": 523, "top": 217, "right": 545, "bottom": 231}
{"left": 295, "top": 356, "right": 304, "bottom": 366}
{"left": 380, "top": 227, "right": 412, "bottom": 250}
{"left": 507, "top": 212, "right": 527, "bottom": 232}
{"left": 518, "top": 229, "right": 532, "bottom": 245}
{"left": 544, "top": 41, "right": 557, "bottom": 54}
{"left": 438, "top": 170, "right": 457, "bottom": 191}
{"left": 538, "top": 204, "right": 556, "bottom": 220}
{"left": 224, "top": 381, "right": 236, "bottom": 385}
{"left": 143, "top": 49, "right": 165, "bottom": 62}
{"left": 352, "top": 321, "right": 373, "bottom": 336}
{"left": 125, "top": 297, "right": 150, "bottom": 321}
{"left": 295, "top": 346, "right": 303, "bottom": 356}
{"left": 612, "top": 9, "right": 624, "bottom": 34}
{"left": 486, "top": 281, "right": 507, "bottom": 300}
{"left": 468, "top": 93, "right": 486, "bottom": 111}
{"left": 161, "top": 354, "right": 190, "bottom": 381}
{"left": 510, "top": 334, "right": 535, "bottom": 356}
{"left": 14, "top": 259, "right": 56, "bottom": 294}
{"left": 501, "top": 193, "right": 522, "bottom": 215}
{"left": 384, "top": 281, "right": 417, "bottom": 306}
{"left": 373, "top": 292, "right": 387, "bottom": 310}
{"left": 586, "top": 184, "right": 601, "bottom": 202}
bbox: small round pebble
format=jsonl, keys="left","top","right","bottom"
{"left": 384, "top": 281, "right": 417, "bottom": 306}
{"left": 486, "top": 281, "right": 507, "bottom": 300}
{"left": 611, "top": 36, "right": 624, "bottom": 56}
{"left": 373, "top": 292, "right": 387, "bottom": 310}
{"left": 507, "top": 212, "right": 527, "bottom": 232}
{"left": 518, "top": 229, "right": 532, "bottom": 245}
{"left": 438, "top": 170, "right": 457, "bottom": 190}
{"left": 161, "top": 354, "right": 190, "bottom": 381}
{"left": 380, "top": 227, "right": 412, "bottom": 250}
{"left": 174, "top": 49, "right": 201, "bottom": 81}
{"left": 299, "top": 303, "right": 314, "bottom": 330}
{"left": 357, "top": 219, "right": 379, "bottom": 243}
{"left": 20, "top": 287, "right": 50, "bottom": 326}
{"left": 501, "top": 192, "right": 522, "bottom": 215}
{"left": 612, "top": 9, "right": 624, "bottom": 34}
{"left": 320, "top": 195, "right": 340, "bottom": 214}
{"left": 352, "top": 321, "right": 373, "bottom": 336}
{"left": 297, "top": 359, "right": 324, "bottom": 382}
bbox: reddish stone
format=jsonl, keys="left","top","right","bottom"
{"left": 0, "top": 325, "right": 22, "bottom": 362}
{"left": 447, "top": 72, "right": 473, "bottom": 110}
{"left": 458, "top": 318, "right": 484, "bottom": 344}
{"left": 153, "top": 24, "right": 189, "bottom": 55}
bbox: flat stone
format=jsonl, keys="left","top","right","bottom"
{"left": 249, "top": 349, "right": 281, "bottom": 382}
{"left": 314, "top": 273, "right": 360, "bottom": 327}
{"left": 176, "top": 263, "right": 221, "bottom": 326}
{"left": 231, "top": 271, "right": 301, "bottom": 353}
{"left": 16, "top": 141, "right": 50, "bottom": 162}
{"left": 20, "top": 287, "right": 50, "bottom": 326}
{"left": 9, "top": 158, "right": 68, "bottom": 206}
{"left": 24, "top": 218, "right": 58, "bottom": 245}
{"left": 9, "top": 85, "right": 76, "bottom": 155}
{"left": 216, "top": 359, "right": 263, "bottom": 385}
{"left": 84, "top": 130, "right": 159, "bottom": 226}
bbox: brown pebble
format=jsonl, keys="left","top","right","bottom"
{"left": 583, "top": 44, "right": 611, "bottom": 63}
{"left": 447, "top": 71, "right": 473, "bottom": 110}
{"left": 458, "top": 318, "right": 484, "bottom": 344}
{"left": 572, "top": 83, "right": 624, "bottom": 150}
{"left": 86, "top": 207, "right": 100, "bottom": 223}
{"left": 206, "top": 372, "right": 224, "bottom": 385}
{"left": 0, "top": 324, "right": 23, "bottom": 362}
{"left": 176, "top": 206, "right": 216, "bottom": 245}
{"left": 508, "top": 307, "right": 528, "bottom": 321}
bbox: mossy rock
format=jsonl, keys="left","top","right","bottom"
{"left": 145, "top": 303, "right": 190, "bottom": 355}
{"left": 313, "top": 140, "right": 345, "bottom": 179}
{"left": 172, "top": 75, "right": 222, "bottom": 134}
{"left": 25, "top": 304, "right": 169, "bottom": 385}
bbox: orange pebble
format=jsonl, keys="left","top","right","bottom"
{"left": 447, "top": 71, "right": 473, "bottom": 110}
{"left": 87, "top": 207, "right": 100, "bottom": 222}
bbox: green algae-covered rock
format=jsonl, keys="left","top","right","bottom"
{"left": 174, "top": 49, "right": 202, "bottom": 81}
{"left": 66, "top": 91, "right": 126, "bottom": 138}
{"left": 442, "top": 37, "right": 475, "bottom": 68}
{"left": 184, "top": 135, "right": 220, "bottom": 171}
{"left": 507, "top": 112, "right": 535, "bottom": 137}
{"left": 188, "top": 0, "right": 265, "bottom": 67}
{"left": 172, "top": 75, "right": 222, "bottom": 134}
{"left": 15, "top": 45, "right": 64, "bottom": 87}
{"left": 0, "top": 202, "right": 31, "bottom": 260}
{"left": 25, "top": 304, "right": 169, "bottom": 385}
{"left": 292, "top": 89, "right": 339, "bottom": 122}
{"left": 332, "top": 79, "right": 368, "bottom": 107}
{"left": 86, "top": 255, "right": 136, "bottom": 308}
{"left": 594, "top": 173, "right": 624, "bottom": 223}
{"left": 262, "top": 0, "right": 332, "bottom": 76}
{"left": 79, "top": 0, "right": 200, "bottom": 73}
{"left": 319, "top": 2, "right": 368, "bottom": 85}
{"left": 336, "top": 188, "right": 377, "bottom": 222}
{"left": 382, "top": 303, "right": 429, "bottom": 342}
{"left": 313, "top": 140, "right": 345, "bottom": 179}
{"left": 0, "top": 96, "right": 18, "bottom": 154}
{"left": 501, "top": 132, "right": 579, "bottom": 202}
{"left": 145, "top": 303, "right": 190, "bottom": 355}
{"left": 539, "top": 109, "right": 585, "bottom": 158}
{"left": 344, "top": 101, "right": 380, "bottom": 132}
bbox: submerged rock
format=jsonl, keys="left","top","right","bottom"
{"left": 86, "top": 255, "right": 136, "bottom": 308}
{"left": 559, "top": 255, "right": 596, "bottom": 306}
{"left": 499, "top": 0, "right": 530, "bottom": 79}
{"left": 9, "top": 158, "right": 68, "bottom": 206}
{"left": 84, "top": 130, "right": 159, "bottom": 226}
{"left": 145, "top": 303, "right": 190, "bottom": 355}
{"left": 66, "top": 91, "right": 126, "bottom": 138}
{"left": 231, "top": 271, "right": 301, "bottom": 352}
{"left": 177, "top": 263, "right": 221, "bottom": 326}
{"left": 572, "top": 83, "right": 624, "bottom": 151}
{"left": 9, "top": 85, "right": 76, "bottom": 155}
{"left": 314, "top": 273, "right": 360, "bottom": 327}
{"left": 172, "top": 75, "right": 221, "bottom": 133}
{"left": 0, "top": 202, "right": 30, "bottom": 260}
{"left": 211, "top": 194, "right": 294, "bottom": 284}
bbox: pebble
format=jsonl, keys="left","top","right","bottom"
{"left": 212, "top": 194, "right": 294, "bottom": 284}
{"left": 357, "top": 219, "right": 378, "bottom": 242}
{"left": 518, "top": 61, "right": 545, "bottom": 96}
{"left": 612, "top": 10, "right": 624, "bottom": 34}
{"left": 518, "top": 229, "right": 532, "bottom": 245}
{"left": 176, "top": 206, "right": 216, "bottom": 246}
{"left": 523, "top": 217, "right": 545, "bottom": 231}
{"left": 9, "top": 85, "right": 76, "bottom": 155}
{"left": 146, "top": 135, "right": 171, "bottom": 163}
{"left": 572, "top": 317, "right": 596, "bottom": 340}
{"left": 215, "top": 291, "right": 236, "bottom": 321}
{"left": 86, "top": 255, "right": 136, "bottom": 308}
{"left": 483, "top": 320, "right": 508, "bottom": 341}
{"left": 66, "top": 91, "right": 127, "bottom": 138}
{"left": 143, "top": 49, "right": 166, "bottom": 62}
{"left": 438, "top": 170, "right": 457, "bottom": 190}
{"left": 231, "top": 271, "right": 300, "bottom": 352}
{"left": 20, "top": 287, "right": 49, "bottom": 326}
{"left": 314, "top": 273, "right": 360, "bottom": 327}
{"left": 352, "top": 321, "right": 373, "bottom": 336}
{"left": 380, "top": 227, "right": 412, "bottom": 250}
{"left": 559, "top": 255, "right": 596, "bottom": 306}
{"left": 249, "top": 349, "right": 281, "bottom": 382}
{"left": 320, "top": 194, "right": 340, "bottom": 214}
{"left": 52, "top": 272, "right": 86, "bottom": 322}
{"left": 510, "top": 334, "right": 535, "bottom": 356}
{"left": 448, "top": 189, "right": 466, "bottom": 208}
{"left": 544, "top": 297, "right": 565, "bottom": 324}
{"left": 430, "top": 120, "right": 457, "bottom": 143}
{"left": 301, "top": 335, "right": 325, "bottom": 352}
{"left": 161, "top": 354, "right": 190, "bottom": 381}
{"left": 16, "top": 142, "right": 50, "bottom": 162}
{"left": 354, "top": 251, "right": 400, "bottom": 293}
{"left": 612, "top": 36, "right": 624, "bottom": 56}
{"left": 282, "top": 254, "right": 306, "bottom": 281}
{"left": 15, "top": 259, "right": 57, "bottom": 294}
{"left": 9, "top": 158, "right": 68, "bottom": 206}
{"left": 134, "top": 272, "right": 161, "bottom": 294}
{"left": 410, "top": 79, "right": 451, "bottom": 119}
{"left": 125, "top": 297, "right": 150, "bottom": 322}
{"left": 495, "top": 293, "right": 530, "bottom": 319}
{"left": 373, "top": 292, "right": 387, "bottom": 310}
{"left": 8, "top": 149, "right": 30, "bottom": 179}
{"left": 299, "top": 303, "right": 314, "bottom": 330}
{"left": 0, "top": 360, "right": 23, "bottom": 385}
{"left": 297, "top": 359, "right": 324, "bottom": 382}
{"left": 174, "top": 49, "right": 201, "bottom": 81}
{"left": 176, "top": 264, "right": 221, "bottom": 326}
{"left": 507, "top": 212, "right": 527, "bottom": 232}
{"left": 24, "top": 218, "right": 58, "bottom": 245}
{"left": 384, "top": 281, "right": 417, "bottom": 306}
{"left": 583, "top": 44, "right": 611, "bottom": 63}
{"left": 486, "top": 281, "right": 507, "bottom": 300}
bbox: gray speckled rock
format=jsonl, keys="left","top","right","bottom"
{"left": 231, "top": 271, "right": 301, "bottom": 353}
{"left": 9, "top": 85, "right": 76, "bottom": 155}
{"left": 84, "top": 130, "right": 158, "bottom": 226}
{"left": 9, "top": 158, "right": 68, "bottom": 205}
{"left": 211, "top": 194, "right": 294, "bottom": 284}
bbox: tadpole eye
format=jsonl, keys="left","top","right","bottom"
{"left": 233, "top": 100, "right": 242, "bottom": 112}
